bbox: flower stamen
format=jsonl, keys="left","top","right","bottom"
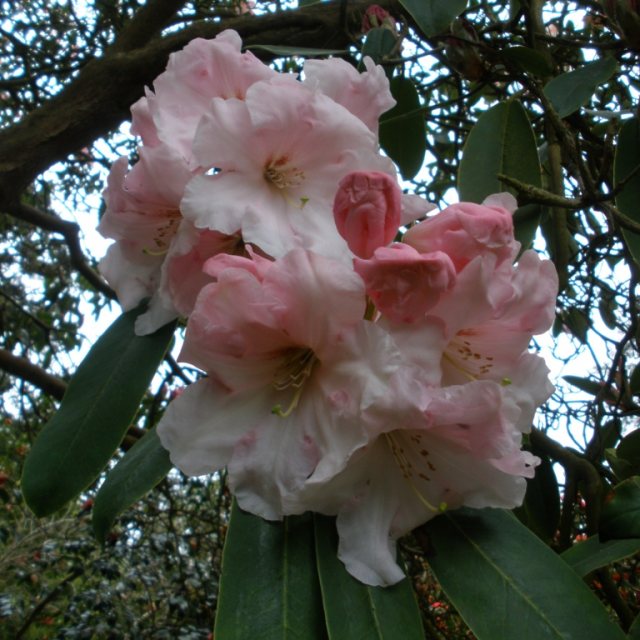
{"left": 264, "top": 157, "right": 305, "bottom": 190}
{"left": 384, "top": 432, "right": 447, "bottom": 514}
{"left": 271, "top": 347, "right": 318, "bottom": 418}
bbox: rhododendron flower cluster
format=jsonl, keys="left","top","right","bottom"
{"left": 99, "top": 30, "right": 558, "bottom": 587}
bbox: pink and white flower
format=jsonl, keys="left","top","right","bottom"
{"left": 157, "top": 248, "right": 415, "bottom": 519}
{"left": 181, "top": 77, "right": 395, "bottom": 259}
{"left": 99, "top": 145, "right": 244, "bottom": 334}
{"left": 303, "top": 56, "right": 396, "bottom": 134}
{"left": 130, "top": 30, "right": 275, "bottom": 168}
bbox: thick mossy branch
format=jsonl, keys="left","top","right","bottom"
{"left": 0, "top": 0, "right": 400, "bottom": 210}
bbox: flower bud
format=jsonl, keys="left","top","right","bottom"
{"left": 354, "top": 243, "right": 456, "bottom": 323}
{"left": 333, "top": 171, "right": 402, "bottom": 258}
{"left": 403, "top": 200, "right": 516, "bottom": 272}
{"left": 362, "top": 5, "right": 396, "bottom": 33}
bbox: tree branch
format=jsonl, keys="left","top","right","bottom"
{"left": 7, "top": 203, "right": 116, "bottom": 299}
{"left": 0, "top": 348, "right": 67, "bottom": 400}
{"left": 111, "top": 0, "right": 189, "bottom": 53}
{"left": 0, "top": 0, "right": 400, "bottom": 210}
{"left": 530, "top": 429, "right": 603, "bottom": 537}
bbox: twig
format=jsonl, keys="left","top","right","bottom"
{"left": 6, "top": 203, "right": 116, "bottom": 299}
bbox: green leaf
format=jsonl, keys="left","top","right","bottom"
{"left": 214, "top": 502, "right": 325, "bottom": 639}
{"left": 544, "top": 57, "right": 618, "bottom": 118}
{"left": 601, "top": 476, "right": 640, "bottom": 540}
{"left": 617, "top": 429, "right": 640, "bottom": 468}
{"left": 605, "top": 448, "right": 636, "bottom": 483}
{"left": 360, "top": 27, "right": 397, "bottom": 68}
{"left": 379, "top": 77, "right": 426, "bottom": 180}
{"left": 563, "top": 375, "right": 605, "bottom": 397}
{"left": 631, "top": 364, "right": 640, "bottom": 396}
{"left": 614, "top": 116, "right": 640, "bottom": 266}
{"left": 458, "top": 100, "right": 542, "bottom": 248}
{"left": 513, "top": 453, "right": 560, "bottom": 543}
{"left": 502, "top": 46, "right": 554, "bottom": 77}
{"left": 313, "top": 515, "right": 423, "bottom": 640}
{"left": 512, "top": 203, "right": 544, "bottom": 251}
{"left": 629, "top": 614, "right": 640, "bottom": 640}
{"left": 425, "top": 508, "right": 626, "bottom": 640}
{"left": 564, "top": 307, "right": 590, "bottom": 344}
{"left": 561, "top": 534, "right": 640, "bottom": 577}
{"left": 92, "top": 429, "right": 172, "bottom": 543}
{"left": 246, "top": 44, "right": 346, "bottom": 57}
{"left": 399, "top": 0, "right": 468, "bottom": 37}
{"left": 21, "top": 305, "right": 175, "bottom": 517}
{"left": 459, "top": 101, "right": 541, "bottom": 201}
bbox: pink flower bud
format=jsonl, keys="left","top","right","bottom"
{"left": 403, "top": 201, "right": 516, "bottom": 272}
{"left": 362, "top": 5, "right": 393, "bottom": 33}
{"left": 354, "top": 243, "right": 456, "bottom": 323}
{"left": 333, "top": 171, "right": 402, "bottom": 258}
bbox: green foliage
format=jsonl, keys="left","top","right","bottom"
{"left": 544, "top": 57, "right": 618, "bottom": 118}
{"left": 601, "top": 477, "right": 640, "bottom": 540}
{"left": 458, "top": 100, "right": 542, "bottom": 247}
{"left": 314, "top": 515, "right": 424, "bottom": 640}
{"left": 614, "top": 116, "right": 640, "bottom": 267}
{"left": 561, "top": 535, "right": 640, "bottom": 578}
{"left": 214, "top": 502, "right": 324, "bottom": 639}
{"left": 379, "top": 77, "right": 427, "bottom": 180}
{"left": 425, "top": 509, "right": 626, "bottom": 640}
{"left": 21, "top": 306, "right": 175, "bottom": 516}
{"left": 360, "top": 27, "right": 397, "bottom": 68}
{"left": 92, "top": 428, "right": 173, "bottom": 543}
{"left": 399, "top": 0, "right": 468, "bottom": 38}
{"left": 513, "top": 453, "right": 560, "bottom": 543}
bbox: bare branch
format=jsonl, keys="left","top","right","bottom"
{"left": 7, "top": 203, "right": 116, "bottom": 299}
{"left": 0, "top": 348, "right": 67, "bottom": 400}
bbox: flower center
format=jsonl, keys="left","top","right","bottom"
{"left": 271, "top": 347, "right": 318, "bottom": 418}
{"left": 443, "top": 331, "right": 495, "bottom": 381}
{"left": 143, "top": 209, "right": 182, "bottom": 256}
{"left": 384, "top": 431, "right": 447, "bottom": 514}
{"left": 264, "top": 157, "right": 305, "bottom": 190}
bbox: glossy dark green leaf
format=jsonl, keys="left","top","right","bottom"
{"left": 614, "top": 117, "right": 640, "bottom": 266}
{"left": 513, "top": 453, "right": 560, "bottom": 543}
{"left": 502, "top": 46, "right": 553, "bottom": 77}
{"left": 561, "top": 534, "right": 640, "bottom": 577}
{"left": 631, "top": 364, "right": 640, "bottom": 396}
{"left": 313, "top": 515, "right": 423, "bottom": 640}
{"left": 214, "top": 502, "right": 325, "bottom": 639}
{"left": 564, "top": 307, "right": 590, "bottom": 343}
{"left": 458, "top": 101, "right": 542, "bottom": 248}
{"left": 601, "top": 476, "right": 640, "bottom": 540}
{"left": 379, "top": 76, "right": 426, "bottom": 180}
{"left": 92, "top": 429, "right": 172, "bottom": 543}
{"left": 246, "top": 44, "right": 346, "bottom": 56}
{"left": 512, "top": 203, "right": 544, "bottom": 251}
{"left": 544, "top": 57, "right": 618, "bottom": 118}
{"left": 21, "top": 306, "right": 175, "bottom": 516}
{"left": 563, "top": 375, "right": 605, "bottom": 397}
{"left": 617, "top": 429, "right": 640, "bottom": 467}
{"left": 399, "top": 0, "right": 468, "bottom": 37}
{"left": 629, "top": 614, "right": 640, "bottom": 640}
{"left": 425, "top": 508, "right": 626, "bottom": 640}
{"left": 605, "top": 448, "right": 636, "bottom": 483}
{"left": 360, "top": 27, "right": 397, "bottom": 67}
